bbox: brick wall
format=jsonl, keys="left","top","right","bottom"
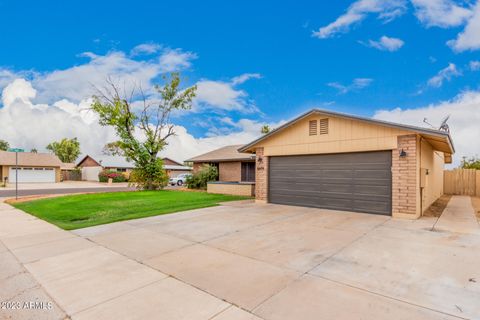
{"left": 392, "top": 134, "right": 418, "bottom": 217}
{"left": 255, "top": 147, "right": 268, "bottom": 201}
{"left": 219, "top": 162, "right": 241, "bottom": 182}
{"left": 193, "top": 163, "right": 203, "bottom": 173}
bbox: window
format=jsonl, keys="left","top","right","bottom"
{"left": 319, "top": 118, "right": 329, "bottom": 135}
{"left": 116, "top": 168, "right": 127, "bottom": 172}
{"left": 34, "top": 168, "right": 44, "bottom": 171}
{"left": 44, "top": 168, "right": 54, "bottom": 171}
{"left": 23, "top": 168, "right": 33, "bottom": 170}
{"left": 241, "top": 162, "right": 256, "bottom": 182}
{"left": 309, "top": 120, "right": 318, "bottom": 136}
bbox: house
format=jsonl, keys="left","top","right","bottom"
{"left": 187, "top": 145, "right": 256, "bottom": 196}
{"left": 237, "top": 109, "right": 454, "bottom": 219}
{"left": 76, "top": 155, "right": 192, "bottom": 181}
{"left": 162, "top": 157, "right": 193, "bottom": 178}
{"left": 0, "top": 151, "right": 63, "bottom": 183}
{"left": 76, "top": 155, "right": 134, "bottom": 181}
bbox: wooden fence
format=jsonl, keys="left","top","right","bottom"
{"left": 444, "top": 169, "right": 480, "bottom": 196}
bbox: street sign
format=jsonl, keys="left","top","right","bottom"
{"left": 8, "top": 148, "right": 24, "bottom": 152}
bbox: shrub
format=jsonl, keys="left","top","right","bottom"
{"left": 461, "top": 157, "right": 480, "bottom": 170}
{"left": 128, "top": 158, "right": 169, "bottom": 190}
{"left": 98, "top": 170, "right": 128, "bottom": 183}
{"left": 186, "top": 164, "right": 218, "bottom": 189}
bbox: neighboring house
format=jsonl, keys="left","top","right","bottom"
{"left": 187, "top": 145, "right": 256, "bottom": 196}
{"left": 238, "top": 109, "right": 454, "bottom": 219}
{"left": 162, "top": 157, "right": 193, "bottom": 178}
{"left": 0, "top": 151, "right": 63, "bottom": 183}
{"left": 60, "top": 162, "right": 81, "bottom": 181}
{"left": 76, "top": 155, "right": 134, "bottom": 181}
{"left": 77, "top": 155, "right": 191, "bottom": 181}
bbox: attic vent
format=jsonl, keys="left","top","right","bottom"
{"left": 309, "top": 120, "right": 318, "bottom": 136}
{"left": 319, "top": 118, "right": 329, "bottom": 135}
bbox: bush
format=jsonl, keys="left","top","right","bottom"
{"left": 128, "top": 158, "right": 169, "bottom": 190}
{"left": 186, "top": 164, "right": 218, "bottom": 189}
{"left": 98, "top": 170, "right": 128, "bottom": 183}
{"left": 461, "top": 157, "right": 480, "bottom": 170}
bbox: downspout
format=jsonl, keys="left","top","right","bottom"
{"left": 419, "top": 136, "right": 424, "bottom": 215}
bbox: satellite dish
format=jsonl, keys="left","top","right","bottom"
{"left": 439, "top": 115, "right": 450, "bottom": 133}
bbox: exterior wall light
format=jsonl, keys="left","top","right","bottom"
{"left": 399, "top": 149, "right": 407, "bottom": 157}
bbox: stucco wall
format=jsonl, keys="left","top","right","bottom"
{"left": 420, "top": 139, "right": 445, "bottom": 212}
{"left": 254, "top": 113, "right": 410, "bottom": 156}
{"left": 219, "top": 162, "right": 241, "bottom": 182}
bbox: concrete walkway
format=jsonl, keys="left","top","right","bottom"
{"left": 1, "top": 196, "right": 479, "bottom": 320}
{"left": 434, "top": 196, "right": 480, "bottom": 235}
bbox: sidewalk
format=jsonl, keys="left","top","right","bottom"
{"left": 434, "top": 195, "right": 480, "bottom": 235}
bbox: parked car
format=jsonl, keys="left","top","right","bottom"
{"left": 169, "top": 173, "right": 192, "bottom": 186}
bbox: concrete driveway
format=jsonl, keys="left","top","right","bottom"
{"left": 1, "top": 196, "right": 479, "bottom": 319}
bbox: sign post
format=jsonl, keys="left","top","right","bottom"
{"left": 8, "top": 148, "right": 24, "bottom": 200}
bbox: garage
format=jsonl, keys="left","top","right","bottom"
{"left": 8, "top": 167, "right": 56, "bottom": 183}
{"left": 238, "top": 109, "right": 455, "bottom": 219}
{"left": 268, "top": 151, "right": 392, "bottom": 215}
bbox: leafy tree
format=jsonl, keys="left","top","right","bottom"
{"left": 30, "top": 148, "right": 38, "bottom": 153}
{"left": 91, "top": 73, "right": 197, "bottom": 190}
{"left": 186, "top": 164, "right": 218, "bottom": 189}
{"left": 261, "top": 125, "right": 271, "bottom": 134}
{"left": 46, "top": 138, "right": 81, "bottom": 163}
{"left": 102, "top": 141, "right": 124, "bottom": 156}
{"left": 461, "top": 156, "right": 480, "bottom": 170}
{"left": 0, "top": 139, "right": 9, "bottom": 151}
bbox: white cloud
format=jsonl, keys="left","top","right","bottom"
{"left": 470, "top": 60, "right": 480, "bottom": 71}
{"left": 158, "top": 48, "right": 197, "bottom": 72}
{"left": 411, "top": 0, "right": 473, "bottom": 27}
{"left": 328, "top": 78, "right": 373, "bottom": 94}
{"left": 427, "top": 63, "right": 461, "bottom": 88}
{"left": 374, "top": 90, "right": 480, "bottom": 165}
{"left": 193, "top": 74, "right": 261, "bottom": 113}
{"left": 130, "top": 43, "right": 162, "bottom": 56}
{"left": 364, "top": 35, "right": 405, "bottom": 51}
{"left": 312, "top": 0, "right": 407, "bottom": 39}
{"left": 231, "top": 73, "right": 262, "bottom": 85}
{"left": 447, "top": 2, "right": 480, "bottom": 52}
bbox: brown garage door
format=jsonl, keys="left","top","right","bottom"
{"left": 268, "top": 151, "right": 392, "bottom": 215}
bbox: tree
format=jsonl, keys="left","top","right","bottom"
{"left": 91, "top": 73, "right": 197, "bottom": 190}
{"left": 102, "top": 141, "right": 124, "bottom": 156}
{"left": 46, "top": 138, "right": 81, "bottom": 163}
{"left": 186, "top": 164, "right": 218, "bottom": 189}
{"left": 0, "top": 139, "right": 9, "bottom": 151}
{"left": 261, "top": 125, "right": 271, "bottom": 134}
{"left": 461, "top": 156, "right": 480, "bottom": 170}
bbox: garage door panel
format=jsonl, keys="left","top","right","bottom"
{"left": 268, "top": 151, "right": 392, "bottom": 216}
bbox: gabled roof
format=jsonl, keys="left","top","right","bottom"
{"left": 162, "top": 157, "right": 184, "bottom": 166}
{"left": 0, "top": 151, "right": 63, "bottom": 167}
{"left": 76, "top": 155, "right": 134, "bottom": 168}
{"left": 187, "top": 145, "right": 256, "bottom": 163}
{"left": 238, "top": 109, "right": 455, "bottom": 155}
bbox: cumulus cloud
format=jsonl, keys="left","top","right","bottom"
{"left": 327, "top": 78, "right": 373, "bottom": 94}
{"left": 130, "top": 43, "right": 162, "bottom": 56}
{"left": 447, "top": 2, "right": 480, "bottom": 52}
{"left": 411, "top": 0, "right": 473, "bottom": 27}
{"left": 193, "top": 74, "right": 261, "bottom": 113}
{"left": 427, "top": 63, "right": 461, "bottom": 88}
{"left": 312, "top": 0, "right": 407, "bottom": 39}
{"left": 0, "top": 46, "right": 264, "bottom": 162}
{"left": 363, "top": 35, "right": 405, "bottom": 51}
{"left": 374, "top": 90, "right": 480, "bottom": 165}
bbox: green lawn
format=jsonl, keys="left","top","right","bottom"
{"left": 13, "top": 190, "right": 249, "bottom": 230}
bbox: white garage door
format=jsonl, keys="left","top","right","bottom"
{"left": 81, "top": 166, "right": 102, "bottom": 181}
{"left": 9, "top": 167, "right": 56, "bottom": 183}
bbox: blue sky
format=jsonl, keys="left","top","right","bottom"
{"left": 0, "top": 0, "right": 479, "bottom": 162}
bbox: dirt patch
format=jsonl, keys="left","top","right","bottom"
{"left": 423, "top": 195, "right": 452, "bottom": 217}
{"left": 471, "top": 197, "right": 480, "bottom": 220}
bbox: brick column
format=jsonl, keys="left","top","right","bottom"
{"left": 392, "top": 134, "right": 418, "bottom": 217}
{"left": 255, "top": 147, "right": 268, "bottom": 202}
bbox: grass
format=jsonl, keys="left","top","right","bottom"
{"left": 12, "top": 190, "right": 250, "bottom": 230}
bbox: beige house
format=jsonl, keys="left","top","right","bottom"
{"left": 187, "top": 145, "right": 256, "bottom": 196}
{"left": 0, "top": 151, "right": 63, "bottom": 183}
{"left": 239, "top": 109, "right": 454, "bottom": 219}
